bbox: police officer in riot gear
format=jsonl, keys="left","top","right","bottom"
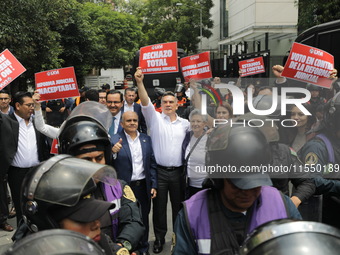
{"left": 172, "top": 125, "right": 301, "bottom": 255}
{"left": 299, "top": 91, "right": 340, "bottom": 228}
{"left": 18, "top": 155, "right": 130, "bottom": 255}
{"left": 57, "top": 102, "right": 144, "bottom": 254}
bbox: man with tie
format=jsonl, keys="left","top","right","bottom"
{"left": 106, "top": 90, "right": 124, "bottom": 141}
{"left": 111, "top": 111, "right": 157, "bottom": 255}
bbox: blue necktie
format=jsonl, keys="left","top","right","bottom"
{"left": 109, "top": 116, "right": 116, "bottom": 138}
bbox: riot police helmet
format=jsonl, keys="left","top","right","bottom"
{"left": 5, "top": 229, "right": 105, "bottom": 255}
{"left": 240, "top": 220, "right": 340, "bottom": 255}
{"left": 21, "top": 155, "right": 117, "bottom": 232}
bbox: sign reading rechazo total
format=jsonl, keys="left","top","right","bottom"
{"left": 139, "top": 42, "right": 178, "bottom": 74}
{"left": 282, "top": 42, "right": 334, "bottom": 88}
{"left": 35, "top": 67, "right": 79, "bottom": 101}
{"left": 238, "top": 57, "right": 265, "bottom": 77}
{"left": 180, "top": 52, "right": 212, "bottom": 81}
{"left": 0, "top": 49, "right": 26, "bottom": 90}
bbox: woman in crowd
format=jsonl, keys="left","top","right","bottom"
{"left": 280, "top": 103, "right": 316, "bottom": 152}
{"left": 182, "top": 109, "right": 209, "bottom": 198}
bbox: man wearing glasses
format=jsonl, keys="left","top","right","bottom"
{"left": 1, "top": 91, "right": 50, "bottom": 226}
{"left": 0, "top": 90, "right": 14, "bottom": 115}
{"left": 106, "top": 90, "right": 124, "bottom": 142}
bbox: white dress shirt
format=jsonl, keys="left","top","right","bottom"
{"left": 141, "top": 99, "right": 189, "bottom": 167}
{"left": 124, "top": 101, "right": 134, "bottom": 112}
{"left": 12, "top": 113, "right": 39, "bottom": 168}
{"left": 125, "top": 131, "right": 145, "bottom": 181}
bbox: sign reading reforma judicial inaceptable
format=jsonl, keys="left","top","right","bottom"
{"left": 0, "top": 49, "right": 26, "bottom": 90}
{"left": 35, "top": 67, "right": 80, "bottom": 101}
{"left": 180, "top": 52, "right": 212, "bottom": 82}
{"left": 139, "top": 42, "right": 179, "bottom": 74}
{"left": 281, "top": 42, "right": 334, "bottom": 88}
{"left": 238, "top": 57, "right": 265, "bottom": 77}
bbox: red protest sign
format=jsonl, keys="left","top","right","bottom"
{"left": 50, "top": 139, "right": 58, "bottom": 154}
{"left": 281, "top": 42, "right": 334, "bottom": 88}
{"left": 35, "top": 67, "right": 80, "bottom": 101}
{"left": 139, "top": 42, "right": 178, "bottom": 74}
{"left": 0, "top": 49, "right": 26, "bottom": 90}
{"left": 180, "top": 52, "right": 212, "bottom": 82}
{"left": 238, "top": 57, "right": 265, "bottom": 77}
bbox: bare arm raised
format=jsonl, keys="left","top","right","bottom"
{"left": 134, "top": 67, "right": 149, "bottom": 106}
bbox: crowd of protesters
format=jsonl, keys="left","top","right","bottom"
{"left": 0, "top": 64, "right": 340, "bottom": 255}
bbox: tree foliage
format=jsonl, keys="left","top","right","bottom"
{"left": 0, "top": 0, "right": 143, "bottom": 90}
{"left": 297, "top": 0, "right": 340, "bottom": 33}
{"left": 139, "top": 0, "right": 213, "bottom": 53}
{"left": 0, "top": 0, "right": 212, "bottom": 91}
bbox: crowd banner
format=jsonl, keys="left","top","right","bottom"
{"left": 35, "top": 66, "right": 80, "bottom": 101}
{"left": 281, "top": 42, "right": 334, "bottom": 88}
{"left": 238, "top": 56, "right": 265, "bottom": 77}
{"left": 180, "top": 51, "right": 212, "bottom": 82}
{"left": 139, "top": 42, "right": 179, "bottom": 74}
{"left": 0, "top": 49, "right": 26, "bottom": 90}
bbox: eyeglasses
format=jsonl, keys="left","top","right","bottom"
{"left": 23, "top": 103, "right": 35, "bottom": 108}
{"left": 107, "top": 101, "right": 122, "bottom": 105}
{"left": 0, "top": 98, "right": 9, "bottom": 101}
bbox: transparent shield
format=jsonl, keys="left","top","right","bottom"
{"left": 27, "top": 155, "right": 117, "bottom": 207}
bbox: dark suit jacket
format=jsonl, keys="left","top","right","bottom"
{"left": 0, "top": 113, "right": 18, "bottom": 177}
{"left": 0, "top": 113, "right": 50, "bottom": 176}
{"left": 111, "top": 131, "right": 157, "bottom": 199}
{"left": 121, "top": 103, "right": 147, "bottom": 134}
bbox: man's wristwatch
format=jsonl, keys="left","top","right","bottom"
{"left": 120, "top": 240, "right": 132, "bottom": 251}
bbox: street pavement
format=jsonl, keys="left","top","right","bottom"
{"left": 0, "top": 199, "right": 174, "bottom": 255}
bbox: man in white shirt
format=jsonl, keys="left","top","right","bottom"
{"left": 5, "top": 92, "right": 50, "bottom": 225}
{"left": 135, "top": 68, "right": 190, "bottom": 253}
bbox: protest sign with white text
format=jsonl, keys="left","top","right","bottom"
{"left": 35, "top": 67, "right": 79, "bottom": 101}
{"left": 139, "top": 42, "right": 179, "bottom": 74}
{"left": 238, "top": 56, "right": 265, "bottom": 77}
{"left": 0, "top": 49, "right": 26, "bottom": 90}
{"left": 281, "top": 42, "right": 334, "bottom": 88}
{"left": 180, "top": 52, "right": 212, "bottom": 82}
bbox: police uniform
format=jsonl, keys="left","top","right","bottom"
{"left": 299, "top": 133, "right": 340, "bottom": 228}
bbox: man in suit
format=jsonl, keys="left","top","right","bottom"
{"left": 107, "top": 90, "right": 124, "bottom": 142}
{"left": 5, "top": 91, "right": 50, "bottom": 225}
{"left": 121, "top": 88, "right": 147, "bottom": 134}
{"left": 111, "top": 111, "right": 158, "bottom": 255}
{"left": 0, "top": 112, "right": 17, "bottom": 231}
